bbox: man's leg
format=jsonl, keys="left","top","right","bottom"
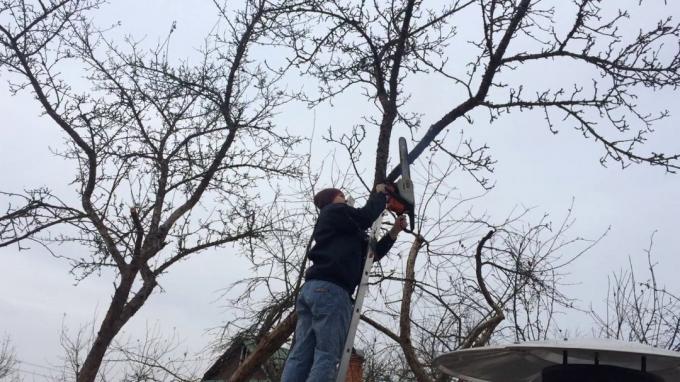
{"left": 281, "top": 284, "right": 315, "bottom": 382}
{"left": 305, "top": 280, "right": 352, "bottom": 382}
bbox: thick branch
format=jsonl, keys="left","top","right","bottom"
{"left": 387, "top": 0, "right": 532, "bottom": 182}
{"left": 398, "top": 236, "right": 431, "bottom": 382}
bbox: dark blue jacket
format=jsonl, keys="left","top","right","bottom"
{"left": 305, "top": 192, "right": 396, "bottom": 295}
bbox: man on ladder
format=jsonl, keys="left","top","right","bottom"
{"left": 281, "top": 138, "right": 415, "bottom": 382}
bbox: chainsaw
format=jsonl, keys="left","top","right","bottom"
{"left": 386, "top": 137, "right": 415, "bottom": 230}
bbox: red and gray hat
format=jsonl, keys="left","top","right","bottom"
{"left": 313, "top": 188, "right": 343, "bottom": 209}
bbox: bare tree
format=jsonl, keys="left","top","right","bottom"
{"left": 223, "top": 1, "right": 680, "bottom": 378}
{"left": 591, "top": 232, "right": 680, "bottom": 351}
{"left": 213, "top": 149, "right": 600, "bottom": 382}
{"left": 205, "top": 151, "right": 342, "bottom": 381}
{"left": 54, "top": 318, "right": 209, "bottom": 382}
{"left": 347, "top": 151, "right": 602, "bottom": 382}
{"left": 205, "top": 200, "right": 309, "bottom": 382}
{"left": 0, "top": 1, "right": 303, "bottom": 381}
{"left": 218, "top": 0, "right": 680, "bottom": 376}
{"left": 0, "top": 335, "right": 17, "bottom": 380}
{"left": 4, "top": 1, "right": 678, "bottom": 381}
{"left": 279, "top": 0, "right": 680, "bottom": 181}
{"left": 108, "top": 325, "right": 205, "bottom": 382}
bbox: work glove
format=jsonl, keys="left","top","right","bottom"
{"left": 375, "top": 183, "right": 393, "bottom": 194}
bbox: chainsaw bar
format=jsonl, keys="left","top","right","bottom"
{"left": 394, "top": 137, "right": 415, "bottom": 229}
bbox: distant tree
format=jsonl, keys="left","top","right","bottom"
{"left": 591, "top": 233, "right": 680, "bottom": 351}
{"left": 56, "top": 321, "right": 205, "bottom": 382}
{"left": 0, "top": 335, "right": 17, "bottom": 380}
{"left": 0, "top": 1, "right": 303, "bottom": 381}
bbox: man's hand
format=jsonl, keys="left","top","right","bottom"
{"left": 389, "top": 215, "right": 408, "bottom": 239}
{"left": 375, "top": 183, "right": 388, "bottom": 194}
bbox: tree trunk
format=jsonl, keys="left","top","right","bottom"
{"left": 373, "top": 109, "right": 397, "bottom": 184}
{"left": 76, "top": 273, "right": 133, "bottom": 382}
{"left": 77, "top": 271, "right": 157, "bottom": 382}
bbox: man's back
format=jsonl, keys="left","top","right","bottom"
{"left": 305, "top": 192, "right": 393, "bottom": 295}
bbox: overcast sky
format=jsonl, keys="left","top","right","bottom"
{"left": 1, "top": 1, "right": 679, "bottom": 380}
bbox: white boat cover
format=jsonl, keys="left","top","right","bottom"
{"left": 433, "top": 339, "right": 680, "bottom": 382}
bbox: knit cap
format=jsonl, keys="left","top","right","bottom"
{"left": 313, "top": 188, "right": 343, "bottom": 209}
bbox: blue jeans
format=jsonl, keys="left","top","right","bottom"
{"left": 281, "top": 280, "right": 352, "bottom": 382}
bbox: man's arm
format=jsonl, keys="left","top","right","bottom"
{"left": 323, "top": 191, "right": 388, "bottom": 233}
{"left": 346, "top": 191, "right": 388, "bottom": 230}
{"left": 374, "top": 215, "right": 407, "bottom": 262}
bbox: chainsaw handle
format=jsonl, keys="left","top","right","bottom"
{"left": 384, "top": 211, "right": 415, "bottom": 235}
